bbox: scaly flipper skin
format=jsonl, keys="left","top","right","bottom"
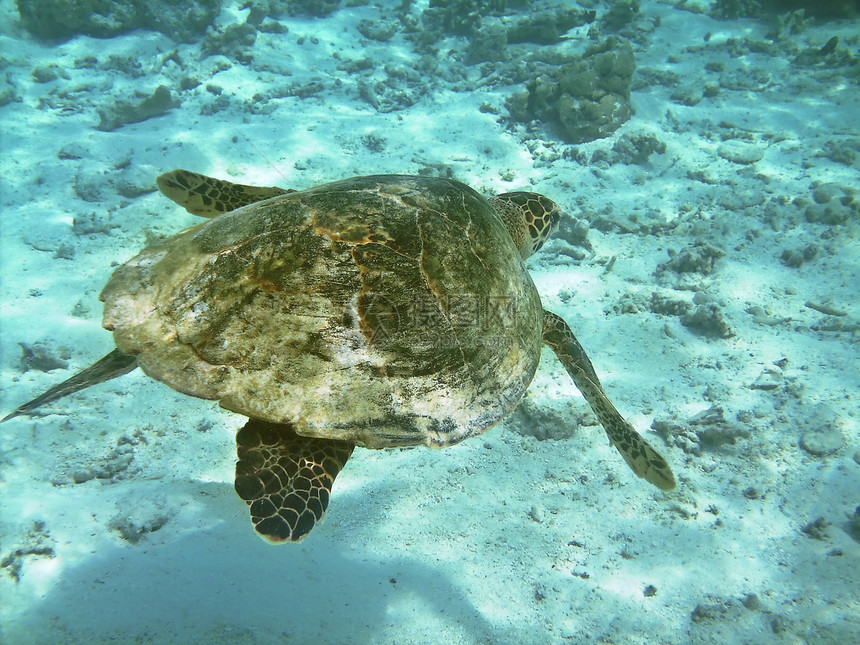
{"left": 234, "top": 419, "right": 355, "bottom": 543}
{"left": 1, "top": 349, "right": 138, "bottom": 422}
{"left": 156, "top": 169, "right": 294, "bottom": 217}
{"left": 542, "top": 310, "right": 676, "bottom": 491}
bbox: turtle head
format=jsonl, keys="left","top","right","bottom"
{"left": 490, "top": 192, "right": 563, "bottom": 260}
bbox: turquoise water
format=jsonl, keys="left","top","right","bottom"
{"left": 1, "top": 1, "right": 858, "bottom": 643}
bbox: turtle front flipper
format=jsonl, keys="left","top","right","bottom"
{"left": 542, "top": 310, "right": 676, "bottom": 491}
{"left": 156, "top": 169, "right": 294, "bottom": 217}
{"left": 234, "top": 419, "right": 355, "bottom": 543}
{"left": 2, "top": 348, "right": 138, "bottom": 423}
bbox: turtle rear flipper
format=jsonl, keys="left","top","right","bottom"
{"left": 234, "top": 419, "right": 355, "bottom": 543}
{"left": 1, "top": 349, "right": 138, "bottom": 423}
{"left": 542, "top": 310, "right": 676, "bottom": 491}
{"left": 156, "top": 169, "right": 293, "bottom": 217}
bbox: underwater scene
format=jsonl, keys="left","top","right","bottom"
{"left": 0, "top": 0, "right": 858, "bottom": 643}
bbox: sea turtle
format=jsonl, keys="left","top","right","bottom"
{"left": 3, "top": 171, "right": 675, "bottom": 543}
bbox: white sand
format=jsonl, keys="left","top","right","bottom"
{"left": 0, "top": 1, "right": 858, "bottom": 643}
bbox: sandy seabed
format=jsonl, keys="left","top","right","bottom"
{"left": 0, "top": 1, "right": 858, "bottom": 643}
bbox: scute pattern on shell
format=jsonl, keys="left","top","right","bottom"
{"left": 101, "top": 175, "right": 544, "bottom": 448}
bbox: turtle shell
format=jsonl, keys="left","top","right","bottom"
{"left": 101, "top": 175, "right": 543, "bottom": 448}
